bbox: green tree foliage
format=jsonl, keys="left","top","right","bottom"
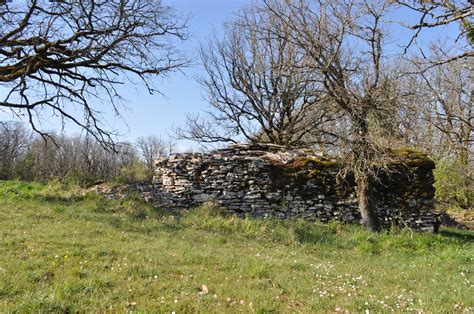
{"left": 433, "top": 158, "right": 473, "bottom": 208}
{"left": 117, "top": 160, "right": 150, "bottom": 184}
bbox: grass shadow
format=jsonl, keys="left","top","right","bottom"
{"left": 438, "top": 228, "right": 474, "bottom": 243}
{"left": 294, "top": 225, "right": 336, "bottom": 245}
{"left": 36, "top": 194, "right": 89, "bottom": 204}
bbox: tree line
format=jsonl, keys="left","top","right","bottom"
{"left": 0, "top": 122, "right": 174, "bottom": 185}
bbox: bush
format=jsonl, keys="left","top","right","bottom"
{"left": 116, "top": 161, "right": 149, "bottom": 184}
{"left": 433, "top": 158, "right": 473, "bottom": 208}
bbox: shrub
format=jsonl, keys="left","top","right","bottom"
{"left": 116, "top": 161, "right": 149, "bottom": 184}
{"left": 433, "top": 158, "right": 473, "bottom": 208}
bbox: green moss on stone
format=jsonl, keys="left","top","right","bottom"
{"left": 390, "top": 148, "right": 435, "bottom": 169}
{"left": 287, "top": 156, "right": 339, "bottom": 170}
{"left": 267, "top": 156, "right": 343, "bottom": 193}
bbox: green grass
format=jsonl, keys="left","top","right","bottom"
{"left": 0, "top": 180, "right": 473, "bottom": 312}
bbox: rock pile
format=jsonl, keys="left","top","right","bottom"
{"left": 153, "top": 143, "right": 439, "bottom": 232}
{"left": 87, "top": 181, "right": 155, "bottom": 202}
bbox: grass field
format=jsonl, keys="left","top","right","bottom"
{"left": 0, "top": 180, "right": 473, "bottom": 312}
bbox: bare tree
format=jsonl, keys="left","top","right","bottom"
{"left": 177, "top": 4, "right": 341, "bottom": 147}
{"left": 0, "top": 121, "right": 30, "bottom": 179}
{"left": 392, "top": 1, "right": 473, "bottom": 182}
{"left": 136, "top": 135, "right": 175, "bottom": 175}
{"left": 388, "top": 57, "right": 473, "bottom": 163}
{"left": 0, "top": 0, "right": 187, "bottom": 147}
{"left": 15, "top": 132, "right": 141, "bottom": 183}
{"left": 414, "top": 59, "right": 473, "bottom": 162}
{"left": 396, "top": 0, "right": 473, "bottom": 66}
{"left": 263, "top": 0, "right": 405, "bottom": 231}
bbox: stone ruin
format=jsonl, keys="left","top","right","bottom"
{"left": 152, "top": 143, "right": 439, "bottom": 232}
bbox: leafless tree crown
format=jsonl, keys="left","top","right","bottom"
{"left": 0, "top": 0, "right": 188, "bottom": 147}
{"left": 177, "top": 4, "right": 342, "bottom": 147}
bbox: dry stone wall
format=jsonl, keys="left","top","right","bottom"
{"left": 153, "top": 143, "right": 439, "bottom": 232}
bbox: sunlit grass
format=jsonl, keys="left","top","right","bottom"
{"left": 0, "top": 180, "right": 472, "bottom": 312}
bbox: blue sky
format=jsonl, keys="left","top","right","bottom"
{"left": 119, "top": 0, "right": 250, "bottom": 151}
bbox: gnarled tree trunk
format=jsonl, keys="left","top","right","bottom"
{"left": 353, "top": 114, "right": 381, "bottom": 232}
{"left": 356, "top": 175, "right": 380, "bottom": 232}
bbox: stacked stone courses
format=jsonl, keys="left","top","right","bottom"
{"left": 153, "top": 143, "right": 438, "bottom": 232}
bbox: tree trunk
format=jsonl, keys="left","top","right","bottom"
{"left": 351, "top": 111, "right": 381, "bottom": 232}
{"left": 356, "top": 175, "right": 380, "bottom": 232}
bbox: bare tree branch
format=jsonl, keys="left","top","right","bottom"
{"left": 177, "top": 4, "right": 340, "bottom": 147}
{"left": 0, "top": 0, "right": 188, "bottom": 149}
{"left": 395, "top": 0, "right": 473, "bottom": 65}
